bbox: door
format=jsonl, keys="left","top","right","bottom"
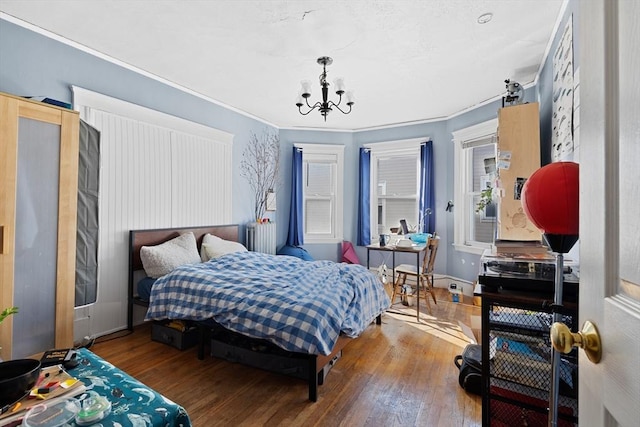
{"left": 579, "top": 2, "right": 640, "bottom": 426}
{"left": 0, "top": 93, "right": 79, "bottom": 358}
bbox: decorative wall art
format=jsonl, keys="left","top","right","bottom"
{"left": 266, "top": 190, "right": 277, "bottom": 211}
{"left": 552, "top": 16, "right": 574, "bottom": 162}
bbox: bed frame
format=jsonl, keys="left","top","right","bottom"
{"left": 128, "top": 224, "right": 239, "bottom": 331}
{"left": 127, "top": 224, "right": 381, "bottom": 402}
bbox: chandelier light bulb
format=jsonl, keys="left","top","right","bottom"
{"left": 345, "top": 91, "right": 355, "bottom": 105}
{"left": 300, "top": 80, "right": 312, "bottom": 97}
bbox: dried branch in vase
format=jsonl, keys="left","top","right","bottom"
{"left": 240, "top": 129, "right": 280, "bottom": 221}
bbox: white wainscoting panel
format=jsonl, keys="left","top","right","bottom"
{"left": 90, "top": 110, "right": 174, "bottom": 338}
{"left": 73, "top": 87, "right": 233, "bottom": 339}
{"left": 170, "top": 132, "right": 232, "bottom": 227}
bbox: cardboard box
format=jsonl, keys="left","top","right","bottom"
{"left": 473, "top": 282, "right": 482, "bottom": 307}
{"left": 459, "top": 315, "right": 482, "bottom": 344}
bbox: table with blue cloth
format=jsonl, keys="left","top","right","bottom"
{"left": 57, "top": 348, "right": 191, "bottom": 426}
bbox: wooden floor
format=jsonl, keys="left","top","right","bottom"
{"left": 92, "top": 288, "right": 482, "bottom": 427}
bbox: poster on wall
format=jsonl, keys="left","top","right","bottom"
{"left": 552, "top": 16, "right": 574, "bottom": 162}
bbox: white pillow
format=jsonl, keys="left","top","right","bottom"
{"left": 140, "top": 232, "right": 201, "bottom": 278}
{"left": 200, "top": 233, "right": 247, "bottom": 261}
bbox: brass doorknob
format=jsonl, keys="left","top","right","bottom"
{"left": 550, "top": 320, "right": 602, "bottom": 364}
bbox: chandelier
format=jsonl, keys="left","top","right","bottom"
{"left": 296, "top": 56, "right": 354, "bottom": 121}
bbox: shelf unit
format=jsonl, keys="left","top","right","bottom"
{"left": 478, "top": 284, "right": 579, "bottom": 426}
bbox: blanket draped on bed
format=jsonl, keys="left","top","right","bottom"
{"left": 145, "top": 251, "right": 390, "bottom": 355}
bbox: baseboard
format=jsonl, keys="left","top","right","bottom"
{"left": 369, "top": 268, "right": 476, "bottom": 297}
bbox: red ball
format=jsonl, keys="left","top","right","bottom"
{"left": 521, "top": 162, "right": 579, "bottom": 235}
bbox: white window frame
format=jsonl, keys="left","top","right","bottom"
{"left": 364, "top": 138, "right": 425, "bottom": 241}
{"left": 452, "top": 119, "right": 498, "bottom": 255}
{"left": 295, "top": 143, "right": 344, "bottom": 244}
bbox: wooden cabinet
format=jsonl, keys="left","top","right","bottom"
{"left": 0, "top": 92, "right": 79, "bottom": 358}
{"left": 497, "top": 103, "right": 541, "bottom": 241}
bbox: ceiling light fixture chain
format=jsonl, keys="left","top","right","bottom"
{"left": 296, "top": 56, "right": 354, "bottom": 121}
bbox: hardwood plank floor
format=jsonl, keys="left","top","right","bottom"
{"left": 91, "top": 288, "right": 482, "bottom": 426}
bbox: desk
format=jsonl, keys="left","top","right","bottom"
{"left": 366, "top": 243, "right": 426, "bottom": 320}
{"left": 1, "top": 348, "right": 191, "bottom": 427}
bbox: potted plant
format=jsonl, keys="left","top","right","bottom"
{"left": 0, "top": 307, "right": 18, "bottom": 360}
{"left": 476, "top": 187, "right": 494, "bottom": 213}
{"left": 0, "top": 307, "right": 18, "bottom": 324}
{"left": 240, "top": 129, "right": 280, "bottom": 221}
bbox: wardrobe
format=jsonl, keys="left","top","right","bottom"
{"left": 0, "top": 92, "right": 79, "bottom": 359}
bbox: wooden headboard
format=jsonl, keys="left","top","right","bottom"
{"left": 127, "top": 224, "right": 239, "bottom": 330}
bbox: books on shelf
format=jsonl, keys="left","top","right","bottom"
{"left": 492, "top": 240, "right": 550, "bottom": 255}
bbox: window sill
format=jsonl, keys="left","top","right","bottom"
{"left": 453, "top": 243, "right": 488, "bottom": 256}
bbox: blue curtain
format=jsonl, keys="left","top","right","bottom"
{"left": 419, "top": 141, "right": 435, "bottom": 234}
{"left": 357, "top": 148, "right": 371, "bottom": 246}
{"left": 287, "top": 147, "right": 304, "bottom": 246}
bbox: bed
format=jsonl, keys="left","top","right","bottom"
{"left": 127, "top": 224, "right": 240, "bottom": 331}
{"left": 127, "top": 224, "right": 389, "bottom": 401}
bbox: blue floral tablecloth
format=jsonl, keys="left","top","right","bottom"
{"left": 66, "top": 348, "right": 191, "bottom": 426}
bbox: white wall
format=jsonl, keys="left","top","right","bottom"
{"left": 73, "top": 88, "right": 233, "bottom": 340}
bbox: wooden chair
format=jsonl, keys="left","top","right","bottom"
{"left": 391, "top": 235, "right": 440, "bottom": 319}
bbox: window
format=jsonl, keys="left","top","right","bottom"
{"left": 296, "top": 144, "right": 344, "bottom": 243}
{"left": 452, "top": 119, "right": 498, "bottom": 254}
{"left": 366, "top": 139, "right": 423, "bottom": 237}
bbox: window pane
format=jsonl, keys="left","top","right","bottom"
{"left": 299, "top": 145, "right": 343, "bottom": 243}
{"left": 306, "top": 162, "right": 332, "bottom": 195}
{"left": 466, "top": 143, "right": 496, "bottom": 246}
{"left": 306, "top": 199, "right": 332, "bottom": 234}
{"left": 376, "top": 154, "right": 418, "bottom": 235}
{"left": 379, "top": 198, "right": 418, "bottom": 234}
{"left": 378, "top": 156, "right": 417, "bottom": 196}
{"left": 471, "top": 145, "right": 496, "bottom": 192}
{"left": 470, "top": 194, "right": 496, "bottom": 244}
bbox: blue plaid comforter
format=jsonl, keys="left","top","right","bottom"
{"left": 145, "top": 251, "right": 390, "bottom": 355}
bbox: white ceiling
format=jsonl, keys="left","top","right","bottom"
{"left": 0, "top": 0, "right": 565, "bottom": 131}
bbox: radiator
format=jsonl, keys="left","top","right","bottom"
{"left": 246, "top": 222, "right": 277, "bottom": 254}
